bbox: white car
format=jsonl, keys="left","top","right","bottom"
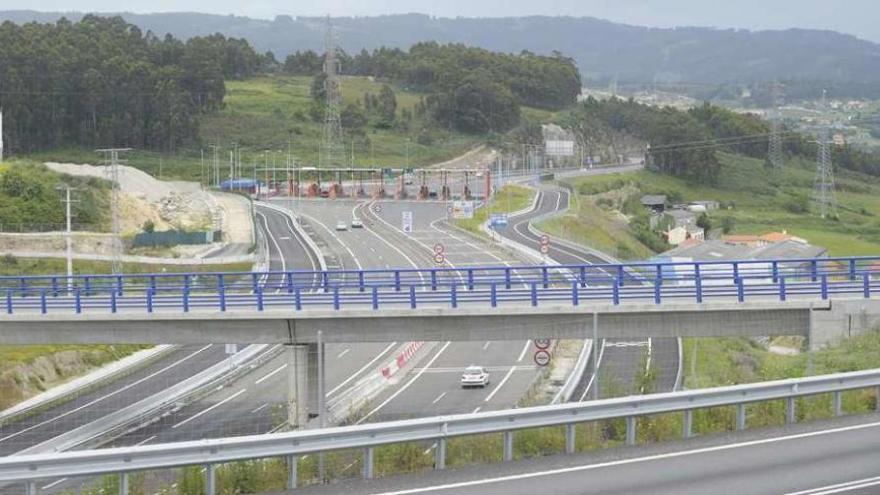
{"left": 351, "top": 218, "right": 364, "bottom": 228}
{"left": 461, "top": 366, "right": 490, "bottom": 388}
{"left": 335, "top": 220, "right": 348, "bottom": 231}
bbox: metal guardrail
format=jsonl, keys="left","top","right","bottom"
{"left": 4, "top": 368, "right": 880, "bottom": 494}
{"left": 0, "top": 256, "right": 876, "bottom": 315}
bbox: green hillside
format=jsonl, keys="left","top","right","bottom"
{"left": 543, "top": 152, "right": 880, "bottom": 258}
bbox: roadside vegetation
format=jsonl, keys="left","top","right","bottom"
{"left": 454, "top": 184, "right": 535, "bottom": 236}
{"left": 543, "top": 152, "right": 880, "bottom": 259}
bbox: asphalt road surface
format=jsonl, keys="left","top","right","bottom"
{"left": 500, "top": 185, "right": 681, "bottom": 398}
{"left": 288, "top": 414, "right": 880, "bottom": 495}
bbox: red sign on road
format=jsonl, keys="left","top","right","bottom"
{"left": 534, "top": 339, "right": 551, "bottom": 350}
{"left": 434, "top": 253, "right": 445, "bottom": 265}
{"left": 433, "top": 243, "right": 445, "bottom": 254}
{"left": 540, "top": 245, "right": 550, "bottom": 254}
{"left": 534, "top": 350, "right": 551, "bottom": 367}
{"left": 539, "top": 234, "right": 550, "bottom": 245}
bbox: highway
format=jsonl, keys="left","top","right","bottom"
{"left": 285, "top": 198, "right": 545, "bottom": 423}
{"left": 499, "top": 184, "right": 680, "bottom": 397}
{"left": 296, "top": 414, "right": 880, "bottom": 495}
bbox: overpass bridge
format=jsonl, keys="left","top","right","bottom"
{"left": 0, "top": 256, "right": 877, "bottom": 347}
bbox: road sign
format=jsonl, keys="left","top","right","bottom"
{"left": 539, "top": 234, "right": 550, "bottom": 245}
{"left": 489, "top": 213, "right": 509, "bottom": 229}
{"left": 402, "top": 211, "right": 413, "bottom": 233}
{"left": 534, "top": 339, "right": 551, "bottom": 350}
{"left": 534, "top": 350, "right": 551, "bottom": 367}
{"left": 540, "top": 244, "right": 550, "bottom": 254}
{"left": 434, "top": 253, "right": 445, "bottom": 265}
{"left": 373, "top": 204, "right": 383, "bottom": 213}
{"left": 452, "top": 200, "right": 475, "bottom": 219}
{"left": 433, "top": 243, "right": 445, "bottom": 254}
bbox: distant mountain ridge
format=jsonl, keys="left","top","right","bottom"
{"left": 4, "top": 10, "right": 880, "bottom": 87}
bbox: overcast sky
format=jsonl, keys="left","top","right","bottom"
{"left": 10, "top": 0, "right": 880, "bottom": 42}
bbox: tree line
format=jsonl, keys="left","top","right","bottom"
{"left": 0, "top": 16, "right": 269, "bottom": 154}
{"left": 287, "top": 42, "right": 582, "bottom": 134}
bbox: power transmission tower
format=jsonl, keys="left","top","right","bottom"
{"left": 768, "top": 82, "right": 785, "bottom": 168}
{"left": 320, "top": 17, "right": 345, "bottom": 169}
{"left": 812, "top": 90, "right": 837, "bottom": 219}
{"left": 97, "top": 148, "right": 131, "bottom": 274}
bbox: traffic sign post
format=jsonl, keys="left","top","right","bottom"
{"left": 402, "top": 211, "right": 413, "bottom": 233}
{"left": 540, "top": 245, "right": 550, "bottom": 254}
{"left": 434, "top": 243, "right": 445, "bottom": 255}
{"left": 534, "top": 350, "right": 551, "bottom": 367}
{"left": 433, "top": 253, "right": 445, "bottom": 265}
{"left": 539, "top": 235, "right": 550, "bottom": 262}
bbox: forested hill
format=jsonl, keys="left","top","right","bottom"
{"left": 4, "top": 11, "right": 880, "bottom": 91}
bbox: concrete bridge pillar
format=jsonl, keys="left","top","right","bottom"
{"left": 285, "top": 343, "right": 310, "bottom": 428}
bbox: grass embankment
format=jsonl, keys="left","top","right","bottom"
{"left": 455, "top": 184, "right": 535, "bottom": 235}
{"left": 0, "top": 256, "right": 253, "bottom": 277}
{"left": 29, "top": 75, "right": 484, "bottom": 182}
{"left": 542, "top": 152, "right": 880, "bottom": 258}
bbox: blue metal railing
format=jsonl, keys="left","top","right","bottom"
{"left": 0, "top": 256, "right": 875, "bottom": 315}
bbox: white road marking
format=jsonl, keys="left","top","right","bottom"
{"left": 172, "top": 389, "right": 247, "bottom": 429}
{"left": 135, "top": 435, "right": 157, "bottom": 446}
{"left": 579, "top": 341, "right": 607, "bottom": 402}
{"left": 250, "top": 403, "right": 269, "bottom": 414}
{"left": 484, "top": 366, "right": 517, "bottom": 402}
{"left": 482, "top": 341, "right": 491, "bottom": 350}
{"left": 337, "top": 348, "right": 351, "bottom": 359}
{"left": 432, "top": 392, "right": 446, "bottom": 404}
{"left": 255, "top": 363, "right": 288, "bottom": 385}
{"left": 0, "top": 344, "right": 214, "bottom": 444}
{"left": 358, "top": 342, "right": 452, "bottom": 423}
{"left": 373, "top": 420, "right": 880, "bottom": 495}
{"left": 41, "top": 478, "right": 68, "bottom": 490}
{"left": 787, "top": 476, "right": 880, "bottom": 495}
{"left": 472, "top": 406, "right": 482, "bottom": 413}
{"left": 328, "top": 342, "right": 398, "bottom": 396}
{"left": 517, "top": 340, "right": 532, "bottom": 362}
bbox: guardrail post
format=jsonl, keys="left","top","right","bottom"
{"left": 25, "top": 481, "right": 36, "bottom": 495}
{"left": 625, "top": 416, "right": 636, "bottom": 446}
{"left": 736, "top": 277, "right": 744, "bottom": 303}
{"left": 146, "top": 288, "right": 154, "bottom": 313}
{"left": 451, "top": 282, "right": 458, "bottom": 308}
{"left": 655, "top": 264, "right": 662, "bottom": 286}
{"left": 502, "top": 431, "right": 514, "bottom": 461}
{"left": 580, "top": 266, "right": 587, "bottom": 288}
{"left": 75, "top": 288, "right": 82, "bottom": 314}
{"left": 833, "top": 391, "right": 843, "bottom": 417}
{"left": 363, "top": 447, "right": 375, "bottom": 479}
{"left": 612, "top": 282, "right": 620, "bottom": 306}
{"left": 694, "top": 264, "right": 703, "bottom": 303}
{"left": 779, "top": 276, "right": 787, "bottom": 302}
{"left": 219, "top": 286, "right": 226, "bottom": 312}
{"left": 119, "top": 472, "right": 129, "bottom": 495}
{"left": 876, "top": 387, "right": 880, "bottom": 412}
{"left": 736, "top": 404, "right": 746, "bottom": 430}
{"left": 84, "top": 276, "right": 91, "bottom": 297}
{"left": 431, "top": 271, "right": 438, "bottom": 291}
{"left": 865, "top": 273, "right": 871, "bottom": 299}
{"left": 810, "top": 260, "right": 818, "bottom": 282}
{"left": 541, "top": 267, "right": 548, "bottom": 289}
{"left": 435, "top": 438, "right": 447, "bottom": 470}
{"left": 617, "top": 265, "right": 625, "bottom": 287}
{"left": 371, "top": 286, "right": 379, "bottom": 310}
{"left": 287, "top": 272, "right": 294, "bottom": 294}
{"left": 149, "top": 275, "right": 156, "bottom": 296}
{"left": 323, "top": 271, "right": 329, "bottom": 293}
{"left": 491, "top": 283, "right": 498, "bottom": 308}
{"left": 333, "top": 286, "right": 340, "bottom": 310}
{"left": 772, "top": 261, "right": 779, "bottom": 283}
{"left": 394, "top": 271, "right": 401, "bottom": 292}
{"left": 18, "top": 277, "right": 26, "bottom": 298}
{"left": 111, "top": 289, "right": 117, "bottom": 314}
{"left": 850, "top": 259, "right": 857, "bottom": 281}
{"left": 565, "top": 423, "right": 576, "bottom": 454}
{"left": 571, "top": 281, "right": 579, "bottom": 306}
{"left": 468, "top": 269, "right": 475, "bottom": 291}
{"left": 410, "top": 285, "right": 417, "bottom": 309}
{"left": 5, "top": 289, "right": 12, "bottom": 315}
{"left": 52, "top": 276, "right": 59, "bottom": 297}
{"left": 116, "top": 275, "right": 124, "bottom": 297}
{"left": 257, "top": 286, "right": 265, "bottom": 311}
{"left": 294, "top": 286, "right": 302, "bottom": 311}
{"left": 40, "top": 289, "right": 47, "bottom": 314}
{"left": 506, "top": 267, "right": 512, "bottom": 290}
{"left": 286, "top": 455, "right": 298, "bottom": 489}
{"left": 653, "top": 278, "right": 661, "bottom": 304}
{"left": 205, "top": 464, "right": 216, "bottom": 495}
{"left": 821, "top": 275, "right": 828, "bottom": 300}
{"left": 683, "top": 410, "right": 693, "bottom": 438}
{"left": 358, "top": 271, "right": 365, "bottom": 292}
{"left": 785, "top": 396, "right": 796, "bottom": 424}
{"left": 530, "top": 282, "right": 538, "bottom": 307}
{"left": 732, "top": 262, "right": 739, "bottom": 283}
{"left": 252, "top": 272, "right": 260, "bottom": 292}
